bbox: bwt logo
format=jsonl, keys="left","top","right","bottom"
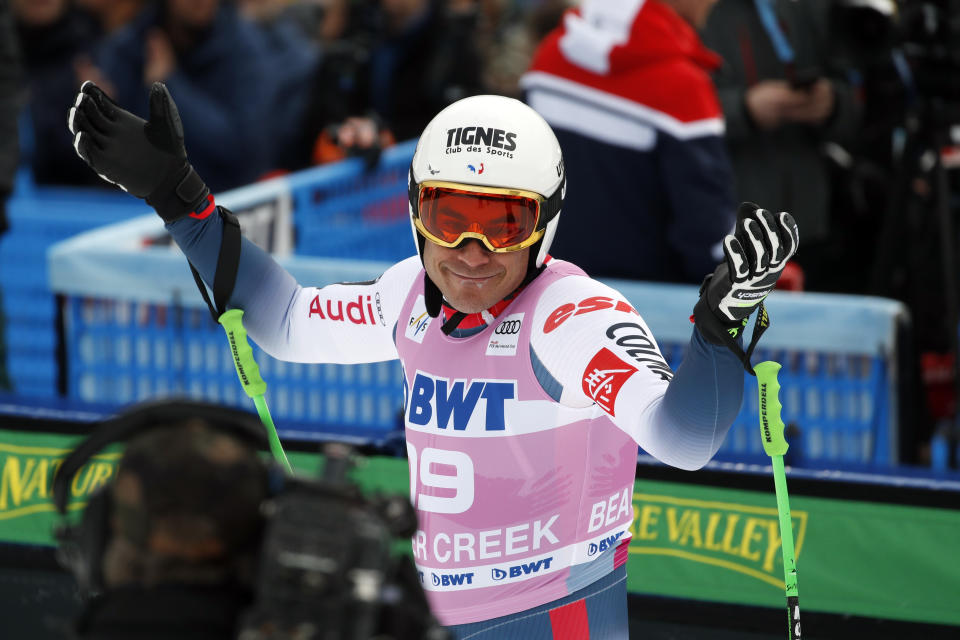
{"left": 491, "top": 557, "right": 554, "bottom": 581}
{"left": 408, "top": 372, "right": 515, "bottom": 431}
{"left": 587, "top": 531, "right": 625, "bottom": 557}
{"left": 431, "top": 572, "right": 475, "bottom": 587}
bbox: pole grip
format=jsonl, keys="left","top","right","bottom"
{"left": 218, "top": 308, "right": 267, "bottom": 398}
{"left": 756, "top": 360, "right": 788, "bottom": 456}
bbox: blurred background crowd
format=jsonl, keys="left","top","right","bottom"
{"left": 2, "top": 0, "right": 960, "bottom": 465}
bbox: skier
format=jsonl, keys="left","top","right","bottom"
{"left": 68, "top": 82, "right": 797, "bottom": 639}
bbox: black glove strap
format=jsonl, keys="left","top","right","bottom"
{"left": 146, "top": 163, "right": 211, "bottom": 223}
{"left": 188, "top": 207, "right": 242, "bottom": 322}
{"left": 717, "top": 302, "right": 770, "bottom": 376}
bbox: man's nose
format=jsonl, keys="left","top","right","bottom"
{"left": 456, "top": 238, "right": 491, "bottom": 267}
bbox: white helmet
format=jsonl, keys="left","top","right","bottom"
{"left": 408, "top": 95, "right": 566, "bottom": 271}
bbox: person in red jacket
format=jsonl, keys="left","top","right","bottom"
{"left": 521, "top": 0, "right": 736, "bottom": 284}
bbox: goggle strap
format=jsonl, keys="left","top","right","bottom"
{"left": 408, "top": 163, "right": 419, "bottom": 218}
{"left": 540, "top": 173, "right": 564, "bottom": 228}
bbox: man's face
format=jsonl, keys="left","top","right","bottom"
{"left": 422, "top": 239, "right": 529, "bottom": 314}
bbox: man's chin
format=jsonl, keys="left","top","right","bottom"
{"left": 443, "top": 299, "right": 489, "bottom": 315}
{"left": 440, "top": 289, "right": 498, "bottom": 315}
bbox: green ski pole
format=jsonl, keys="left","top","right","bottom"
{"left": 755, "top": 361, "right": 800, "bottom": 640}
{"left": 218, "top": 308, "right": 292, "bottom": 474}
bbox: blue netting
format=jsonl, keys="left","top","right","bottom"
{"left": 288, "top": 144, "right": 414, "bottom": 262}
{"left": 651, "top": 343, "right": 887, "bottom": 467}
{"left": 64, "top": 296, "right": 890, "bottom": 465}
{"left": 66, "top": 298, "right": 405, "bottom": 440}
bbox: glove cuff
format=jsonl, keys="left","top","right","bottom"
{"left": 693, "top": 293, "right": 743, "bottom": 346}
{"left": 693, "top": 274, "right": 749, "bottom": 346}
{"left": 146, "top": 163, "right": 211, "bottom": 223}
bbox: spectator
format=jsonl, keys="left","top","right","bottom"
{"left": 0, "top": 0, "right": 20, "bottom": 392}
{"left": 297, "top": 0, "right": 483, "bottom": 167}
{"left": 238, "top": 0, "right": 321, "bottom": 172}
{"left": 521, "top": 0, "right": 736, "bottom": 283}
{"left": 56, "top": 400, "right": 446, "bottom": 639}
{"left": 95, "top": 0, "right": 272, "bottom": 192}
{"left": 474, "top": 0, "right": 571, "bottom": 99}
{"left": 75, "top": 0, "right": 144, "bottom": 35}
{"left": 58, "top": 402, "right": 270, "bottom": 639}
{"left": 700, "top": 0, "right": 861, "bottom": 291}
{"left": 13, "top": 0, "right": 105, "bottom": 186}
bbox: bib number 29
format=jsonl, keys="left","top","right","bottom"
{"left": 407, "top": 443, "right": 475, "bottom": 514}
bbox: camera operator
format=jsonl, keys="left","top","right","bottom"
{"left": 54, "top": 400, "right": 445, "bottom": 640}
{"left": 61, "top": 404, "right": 269, "bottom": 639}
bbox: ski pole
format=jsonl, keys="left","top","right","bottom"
{"left": 755, "top": 360, "right": 800, "bottom": 640}
{"left": 218, "top": 308, "right": 292, "bottom": 474}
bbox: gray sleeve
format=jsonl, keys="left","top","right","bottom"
{"left": 0, "top": 0, "right": 21, "bottom": 196}
{"left": 644, "top": 328, "right": 744, "bottom": 470}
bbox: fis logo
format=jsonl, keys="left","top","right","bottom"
{"left": 405, "top": 297, "right": 431, "bottom": 343}
{"left": 491, "top": 557, "right": 554, "bottom": 581}
{"left": 587, "top": 531, "right": 625, "bottom": 557}
{"left": 431, "top": 572, "right": 475, "bottom": 587}
{"left": 408, "top": 372, "right": 515, "bottom": 430}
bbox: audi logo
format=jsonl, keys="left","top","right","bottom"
{"left": 495, "top": 320, "right": 522, "bottom": 335}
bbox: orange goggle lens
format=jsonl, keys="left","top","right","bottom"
{"left": 417, "top": 185, "right": 543, "bottom": 252}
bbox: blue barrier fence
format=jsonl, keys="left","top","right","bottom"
{"left": 46, "top": 139, "right": 908, "bottom": 468}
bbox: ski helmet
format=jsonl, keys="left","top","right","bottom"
{"left": 408, "top": 95, "right": 566, "bottom": 317}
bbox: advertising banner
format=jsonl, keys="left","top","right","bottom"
{"left": 1, "top": 429, "right": 957, "bottom": 626}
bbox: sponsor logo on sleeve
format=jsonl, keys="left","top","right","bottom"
{"left": 582, "top": 348, "right": 638, "bottom": 416}
{"left": 605, "top": 322, "right": 673, "bottom": 381}
{"left": 405, "top": 295, "right": 431, "bottom": 343}
{"left": 543, "top": 296, "right": 638, "bottom": 333}
{"left": 308, "top": 294, "right": 383, "bottom": 325}
{"left": 374, "top": 292, "right": 386, "bottom": 326}
{"left": 486, "top": 313, "right": 524, "bottom": 356}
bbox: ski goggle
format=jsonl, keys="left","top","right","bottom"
{"left": 414, "top": 181, "right": 546, "bottom": 252}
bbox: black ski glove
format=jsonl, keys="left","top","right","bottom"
{"left": 68, "top": 81, "right": 211, "bottom": 222}
{"left": 693, "top": 202, "right": 799, "bottom": 363}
